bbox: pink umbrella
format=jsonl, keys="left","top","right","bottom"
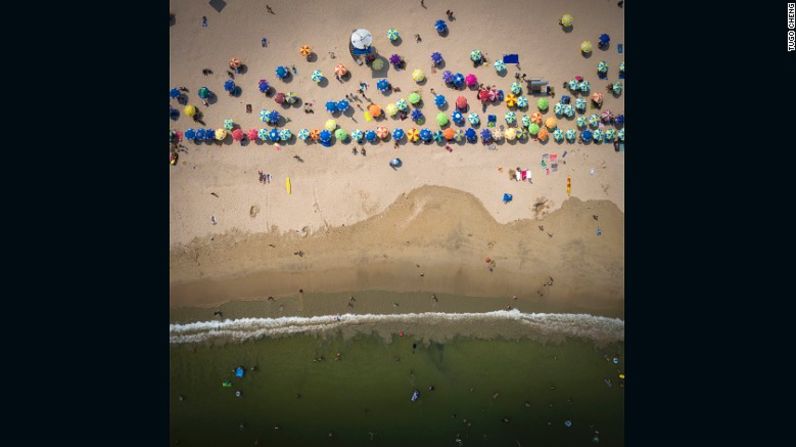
{"left": 487, "top": 90, "right": 497, "bottom": 101}
{"left": 456, "top": 96, "right": 468, "bottom": 110}
{"left": 174, "top": 130, "right": 183, "bottom": 142}
{"left": 465, "top": 74, "right": 478, "bottom": 87}
{"left": 232, "top": 129, "right": 244, "bottom": 142}
{"left": 275, "top": 92, "right": 286, "bottom": 104}
{"left": 247, "top": 129, "right": 259, "bottom": 140}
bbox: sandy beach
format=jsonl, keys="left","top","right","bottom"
{"left": 170, "top": 0, "right": 624, "bottom": 316}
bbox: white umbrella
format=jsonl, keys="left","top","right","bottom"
{"left": 351, "top": 29, "right": 373, "bottom": 49}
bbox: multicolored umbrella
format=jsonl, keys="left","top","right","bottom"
{"left": 465, "top": 128, "right": 477, "bottom": 143}
{"left": 259, "top": 109, "right": 271, "bottom": 122}
{"left": 407, "top": 128, "right": 420, "bottom": 142}
{"left": 434, "top": 95, "right": 446, "bottom": 108}
{"left": 580, "top": 41, "right": 592, "bottom": 54}
{"left": 365, "top": 130, "right": 378, "bottom": 142}
{"left": 554, "top": 102, "right": 564, "bottom": 116}
{"left": 452, "top": 110, "right": 464, "bottom": 124}
{"left": 376, "top": 126, "right": 389, "bottom": 139}
{"left": 396, "top": 99, "right": 409, "bottom": 111}
{"left": 257, "top": 80, "right": 269, "bottom": 94}
{"left": 215, "top": 129, "right": 227, "bottom": 140}
{"left": 377, "top": 79, "right": 391, "bottom": 92}
{"left": 517, "top": 96, "right": 528, "bottom": 108}
{"left": 269, "top": 128, "right": 280, "bottom": 141}
{"left": 310, "top": 129, "right": 321, "bottom": 141}
{"left": 492, "top": 128, "right": 503, "bottom": 140}
{"left": 601, "top": 110, "right": 614, "bottom": 122}
{"left": 258, "top": 128, "right": 269, "bottom": 141}
{"left": 185, "top": 128, "right": 196, "bottom": 140}
{"left": 443, "top": 128, "right": 455, "bottom": 140}
{"left": 412, "top": 69, "right": 425, "bottom": 82}
{"left": 368, "top": 104, "right": 383, "bottom": 117}
{"left": 434, "top": 19, "right": 448, "bottom": 33}
{"left": 298, "top": 128, "right": 310, "bottom": 141}
{"left": 386, "top": 103, "right": 398, "bottom": 117}
{"left": 335, "top": 128, "right": 349, "bottom": 141}
{"left": 408, "top": 92, "right": 422, "bottom": 105}
{"left": 456, "top": 96, "right": 468, "bottom": 110}
{"left": 436, "top": 112, "right": 449, "bottom": 126}
{"left": 299, "top": 45, "right": 312, "bottom": 57}
{"left": 432, "top": 130, "right": 444, "bottom": 143}
{"left": 311, "top": 70, "right": 324, "bottom": 83}
{"left": 592, "top": 129, "right": 603, "bottom": 143}
{"left": 537, "top": 98, "right": 549, "bottom": 111}
{"left": 387, "top": 28, "right": 399, "bottom": 41}
{"left": 511, "top": 82, "right": 522, "bottom": 95}
{"left": 170, "top": 88, "right": 181, "bottom": 99}
{"left": 579, "top": 80, "right": 591, "bottom": 93}
{"left": 561, "top": 14, "right": 574, "bottom": 27}
{"left": 224, "top": 119, "right": 234, "bottom": 130}
{"left": 468, "top": 112, "right": 480, "bottom": 125}
{"left": 563, "top": 104, "right": 575, "bottom": 118}
{"left": 224, "top": 80, "right": 236, "bottom": 92}
{"left": 333, "top": 65, "right": 348, "bottom": 78}
{"left": 505, "top": 93, "right": 517, "bottom": 108}
{"left": 576, "top": 116, "right": 587, "bottom": 128}
{"left": 504, "top": 127, "right": 517, "bottom": 141}
{"left": 229, "top": 57, "right": 241, "bottom": 69}
{"left": 528, "top": 123, "right": 540, "bottom": 135}
{"left": 279, "top": 129, "right": 292, "bottom": 141}
{"left": 591, "top": 92, "right": 603, "bottom": 105}
{"left": 565, "top": 129, "right": 577, "bottom": 142}
{"left": 325, "top": 101, "right": 338, "bottom": 113}
{"left": 325, "top": 119, "right": 337, "bottom": 131}
{"left": 581, "top": 129, "right": 593, "bottom": 142}
{"left": 522, "top": 115, "right": 531, "bottom": 127}
{"left": 588, "top": 114, "right": 600, "bottom": 128}
{"left": 337, "top": 100, "right": 350, "bottom": 112}
{"left": 537, "top": 128, "right": 549, "bottom": 141}
{"left": 183, "top": 105, "right": 196, "bottom": 117}
{"left": 276, "top": 66, "right": 289, "bottom": 79}
{"left": 553, "top": 128, "right": 564, "bottom": 142}
{"left": 531, "top": 112, "right": 543, "bottom": 125}
{"left": 545, "top": 117, "right": 558, "bottom": 129}
{"left": 611, "top": 82, "right": 623, "bottom": 95}
{"left": 494, "top": 60, "right": 506, "bottom": 72}
{"left": 392, "top": 128, "right": 405, "bottom": 140}
{"left": 454, "top": 129, "right": 465, "bottom": 142}
{"left": 617, "top": 128, "right": 624, "bottom": 141}
{"left": 465, "top": 73, "right": 478, "bottom": 87}
{"left": 452, "top": 72, "right": 465, "bottom": 88}
{"left": 505, "top": 111, "right": 516, "bottom": 124}
{"left": 619, "top": 62, "right": 625, "bottom": 74}
{"left": 389, "top": 54, "right": 402, "bottom": 66}
{"left": 480, "top": 129, "right": 492, "bottom": 143}
{"left": 597, "top": 61, "right": 608, "bottom": 74}
{"left": 575, "top": 98, "right": 587, "bottom": 112}
{"left": 470, "top": 49, "right": 482, "bottom": 63}
{"left": 351, "top": 129, "right": 364, "bottom": 142}
{"left": 568, "top": 80, "right": 579, "bottom": 91}
{"left": 431, "top": 52, "right": 443, "bottom": 65}
{"left": 419, "top": 128, "right": 433, "bottom": 142}
{"left": 604, "top": 129, "right": 616, "bottom": 142}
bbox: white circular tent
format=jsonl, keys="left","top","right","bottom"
{"left": 350, "top": 29, "right": 373, "bottom": 49}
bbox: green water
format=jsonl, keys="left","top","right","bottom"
{"left": 171, "top": 334, "right": 624, "bottom": 446}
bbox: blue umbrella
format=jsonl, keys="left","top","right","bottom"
{"left": 336, "top": 100, "right": 349, "bottom": 112}
{"left": 269, "top": 129, "right": 280, "bottom": 141}
{"left": 170, "top": 88, "right": 181, "bottom": 99}
{"left": 465, "top": 128, "right": 477, "bottom": 143}
{"left": 442, "top": 70, "right": 454, "bottom": 84}
{"left": 599, "top": 33, "right": 610, "bottom": 45}
{"left": 319, "top": 129, "right": 332, "bottom": 147}
{"left": 561, "top": 95, "right": 571, "bottom": 104}
{"left": 452, "top": 72, "right": 465, "bottom": 88}
{"left": 235, "top": 367, "right": 245, "bottom": 378}
{"left": 325, "top": 101, "right": 338, "bottom": 113}
{"left": 581, "top": 129, "right": 593, "bottom": 142}
{"left": 224, "top": 80, "right": 236, "bottom": 92}
{"left": 184, "top": 128, "right": 196, "bottom": 140}
{"left": 434, "top": 19, "right": 448, "bottom": 33}
{"left": 204, "top": 129, "right": 215, "bottom": 140}
{"left": 452, "top": 111, "right": 464, "bottom": 125}
{"left": 392, "top": 128, "right": 405, "bottom": 140}
{"left": 275, "top": 66, "right": 289, "bottom": 79}
{"left": 267, "top": 110, "right": 280, "bottom": 124}
{"left": 169, "top": 108, "right": 180, "bottom": 120}
{"left": 502, "top": 193, "right": 513, "bottom": 203}
{"left": 365, "top": 130, "right": 377, "bottom": 142}
{"left": 419, "top": 128, "right": 433, "bottom": 142}
{"left": 376, "top": 79, "right": 390, "bottom": 92}
{"left": 615, "top": 114, "right": 625, "bottom": 125}
{"left": 480, "top": 129, "right": 493, "bottom": 143}
{"left": 434, "top": 95, "right": 446, "bottom": 107}
{"left": 389, "top": 158, "right": 402, "bottom": 168}
{"left": 411, "top": 109, "right": 424, "bottom": 122}
{"left": 258, "top": 79, "right": 270, "bottom": 93}
{"left": 431, "top": 52, "right": 443, "bottom": 65}
{"left": 195, "top": 129, "right": 206, "bottom": 140}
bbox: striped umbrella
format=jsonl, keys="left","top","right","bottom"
{"left": 279, "top": 129, "right": 292, "bottom": 141}
{"left": 454, "top": 129, "right": 465, "bottom": 142}
{"left": 407, "top": 128, "right": 420, "bottom": 142}
{"left": 433, "top": 130, "right": 444, "bottom": 143}
{"left": 505, "top": 93, "right": 517, "bottom": 108}
{"left": 298, "top": 128, "right": 310, "bottom": 141}
{"left": 618, "top": 128, "right": 624, "bottom": 142}
{"left": 511, "top": 82, "right": 522, "bottom": 95}
{"left": 310, "top": 129, "right": 321, "bottom": 141}
{"left": 592, "top": 129, "right": 604, "bottom": 143}
{"left": 376, "top": 126, "right": 389, "bottom": 139}
{"left": 604, "top": 129, "right": 616, "bottom": 142}
{"left": 579, "top": 80, "right": 591, "bottom": 93}
{"left": 258, "top": 128, "right": 269, "bottom": 141}
{"left": 468, "top": 112, "right": 480, "bottom": 125}
{"left": 531, "top": 112, "right": 543, "bottom": 125}
{"left": 494, "top": 60, "right": 506, "bottom": 73}
{"left": 311, "top": 70, "right": 324, "bottom": 83}
{"left": 260, "top": 109, "right": 271, "bottom": 122}
{"left": 554, "top": 102, "right": 564, "bottom": 116}
{"left": 387, "top": 28, "right": 399, "bottom": 41}
{"left": 521, "top": 115, "right": 531, "bottom": 128}
{"left": 568, "top": 80, "right": 579, "bottom": 91}
{"left": 612, "top": 82, "right": 623, "bottom": 95}
{"left": 492, "top": 128, "right": 503, "bottom": 140}
{"left": 224, "top": 119, "right": 234, "bottom": 130}
{"left": 565, "top": 129, "right": 577, "bottom": 142}
{"left": 299, "top": 45, "right": 312, "bottom": 57}
{"left": 575, "top": 98, "right": 587, "bottom": 112}
{"left": 396, "top": 99, "right": 409, "bottom": 111}
{"left": 563, "top": 104, "right": 575, "bottom": 118}
{"left": 597, "top": 61, "right": 608, "bottom": 74}
{"left": 576, "top": 116, "right": 587, "bottom": 128}
{"left": 505, "top": 111, "right": 516, "bottom": 124}
{"left": 351, "top": 129, "right": 364, "bottom": 142}
{"left": 517, "top": 96, "right": 528, "bottom": 108}
{"left": 553, "top": 128, "right": 564, "bottom": 142}
{"left": 588, "top": 114, "right": 600, "bottom": 128}
{"left": 470, "top": 49, "right": 482, "bottom": 62}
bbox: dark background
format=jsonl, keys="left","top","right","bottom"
{"left": 3, "top": 0, "right": 794, "bottom": 445}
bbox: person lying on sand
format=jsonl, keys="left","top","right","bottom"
{"left": 202, "top": 68, "right": 212, "bottom": 75}
{"left": 415, "top": 34, "right": 422, "bottom": 43}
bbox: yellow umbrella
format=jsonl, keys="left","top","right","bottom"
{"left": 364, "top": 111, "right": 373, "bottom": 122}
{"left": 407, "top": 128, "right": 419, "bottom": 142}
{"left": 385, "top": 103, "right": 398, "bottom": 117}
{"left": 183, "top": 105, "right": 196, "bottom": 117}
{"left": 299, "top": 45, "right": 312, "bottom": 57}
{"left": 505, "top": 93, "right": 517, "bottom": 107}
{"left": 324, "top": 119, "right": 337, "bottom": 131}
{"left": 545, "top": 117, "right": 558, "bottom": 129}
{"left": 531, "top": 112, "right": 543, "bottom": 125}
{"left": 215, "top": 129, "right": 227, "bottom": 140}
{"left": 580, "top": 41, "right": 592, "bottom": 53}
{"left": 334, "top": 64, "right": 348, "bottom": 76}
{"left": 376, "top": 126, "right": 389, "bottom": 139}
{"left": 560, "top": 14, "right": 573, "bottom": 27}
{"left": 505, "top": 127, "right": 517, "bottom": 140}
{"left": 412, "top": 69, "right": 425, "bottom": 82}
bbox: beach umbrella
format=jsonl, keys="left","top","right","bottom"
{"left": 276, "top": 66, "right": 289, "bottom": 79}
{"left": 334, "top": 128, "right": 349, "bottom": 141}
{"left": 183, "top": 105, "right": 196, "bottom": 117}
{"left": 298, "top": 128, "right": 310, "bottom": 141}
{"left": 319, "top": 129, "right": 332, "bottom": 146}
{"left": 468, "top": 112, "right": 480, "bottom": 125}
{"left": 503, "top": 93, "right": 516, "bottom": 108}
{"left": 442, "top": 70, "right": 454, "bottom": 84}
{"left": 452, "top": 72, "right": 465, "bottom": 88}
{"left": 531, "top": 112, "right": 543, "bottom": 125}
{"left": 257, "top": 80, "right": 269, "bottom": 94}
{"left": 266, "top": 110, "right": 280, "bottom": 124}
{"left": 325, "top": 119, "right": 337, "bottom": 131}
{"left": 368, "top": 104, "right": 383, "bottom": 117}
{"left": 170, "top": 107, "right": 180, "bottom": 120}
{"left": 511, "top": 82, "right": 522, "bottom": 95}
{"left": 529, "top": 123, "right": 540, "bottom": 136}
{"left": 279, "top": 129, "right": 292, "bottom": 141}
{"left": 443, "top": 128, "right": 455, "bottom": 140}
{"left": 434, "top": 19, "right": 448, "bottom": 33}
{"left": 505, "top": 111, "right": 517, "bottom": 124}
{"left": 454, "top": 129, "right": 465, "bottom": 142}
{"left": 257, "top": 128, "right": 268, "bottom": 141}
{"left": 407, "top": 128, "right": 419, "bottom": 142}
{"left": 333, "top": 64, "right": 348, "bottom": 78}
{"left": 260, "top": 108, "right": 271, "bottom": 122}
{"left": 563, "top": 104, "right": 575, "bottom": 118}
{"left": 351, "top": 29, "right": 373, "bottom": 49}
{"left": 464, "top": 128, "right": 477, "bottom": 143}
{"left": 299, "top": 45, "right": 312, "bottom": 57}
{"left": 619, "top": 62, "right": 625, "bottom": 73}
{"left": 576, "top": 116, "right": 587, "bottom": 128}
{"left": 412, "top": 69, "right": 425, "bottom": 82}
{"left": 185, "top": 128, "right": 196, "bottom": 140}
{"left": 591, "top": 92, "right": 603, "bottom": 105}
{"left": 561, "top": 95, "right": 571, "bottom": 104}
{"left": 565, "top": 129, "right": 577, "bottom": 142}
{"left": 568, "top": 80, "right": 580, "bottom": 91}
{"left": 554, "top": 102, "right": 564, "bottom": 116}
{"left": 369, "top": 58, "right": 384, "bottom": 71}
{"left": 408, "top": 92, "right": 422, "bottom": 105}
{"left": 580, "top": 41, "right": 592, "bottom": 54}
{"left": 581, "top": 129, "right": 593, "bottom": 142}
{"left": 599, "top": 33, "right": 610, "bottom": 45}
{"left": 376, "top": 126, "right": 389, "bottom": 139}
{"left": 615, "top": 114, "right": 625, "bottom": 126}
{"left": 545, "top": 117, "right": 558, "bottom": 129}
{"left": 385, "top": 103, "right": 398, "bottom": 117}
{"left": 579, "top": 80, "right": 591, "bottom": 93}
{"left": 436, "top": 112, "right": 449, "bottom": 126}
{"left": 392, "top": 128, "right": 405, "bottom": 140}
{"left": 389, "top": 54, "right": 403, "bottom": 66}
{"left": 522, "top": 115, "right": 531, "bottom": 127}
{"left": 351, "top": 129, "right": 364, "bottom": 142}
{"left": 494, "top": 60, "right": 507, "bottom": 73}
{"left": 618, "top": 128, "right": 625, "bottom": 141}
{"left": 553, "top": 128, "right": 564, "bottom": 142}
{"left": 231, "top": 128, "right": 244, "bottom": 142}
{"left": 470, "top": 49, "right": 482, "bottom": 63}
{"left": 504, "top": 127, "right": 517, "bottom": 141}
{"left": 224, "top": 119, "right": 234, "bottom": 130}
{"left": 411, "top": 109, "right": 425, "bottom": 122}
{"left": 575, "top": 97, "right": 587, "bottom": 112}
{"left": 432, "top": 130, "right": 444, "bottom": 143}
{"left": 480, "top": 129, "right": 493, "bottom": 143}
{"left": 597, "top": 61, "right": 608, "bottom": 74}
{"left": 288, "top": 93, "right": 301, "bottom": 107}
{"left": 419, "top": 128, "right": 433, "bottom": 142}
{"left": 274, "top": 92, "right": 286, "bottom": 104}
{"left": 561, "top": 14, "right": 574, "bottom": 27}
{"left": 309, "top": 129, "right": 321, "bottom": 141}
{"left": 311, "top": 70, "right": 324, "bottom": 83}
{"left": 492, "top": 128, "right": 504, "bottom": 140}
{"left": 456, "top": 96, "right": 468, "bottom": 110}
{"left": 204, "top": 129, "right": 216, "bottom": 140}
{"left": 604, "top": 128, "right": 616, "bottom": 141}
{"left": 365, "top": 130, "right": 377, "bottom": 142}
{"left": 215, "top": 129, "right": 227, "bottom": 141}
{"left": 612, "top": 82, "right": 623, "bottom": 95}
{"left": 170, "top": 88, "right": 181, "bottom": 99}
{"left": 431, "top": 52, "right": 444, "bottom": 65}
{"left": 588, "top": 114, "right": 600, "bottom": 128}
{"left": 377, "top": 79, "right": 391, "bottom": 92}
{"left": 601, "top": 110, "right": 614, "bottom": 123}
{"left": 396, "top": 99, "right": 409, "bottom": 111}
{"left": 452, "top": 110, "right": 464, "bottom": 124}
{"left": 229, "top": 57, "right": 241, "bottom": 70}
{"left": 538, "top": 128, "right": 549, "bottom": 141}
{"left": 336, "top": 100, "right": 350, "bottom": 112}
{"left": 537, "top": 98, "right": 549, "bottom": 111}
{"left": 434, "top": 94, "right": 446, "bottom": 107}
{"left": 465, "top": 74, "right": 478, "bottom": 87}
{"left": 387, "top": 28, "right": 399, "bottom": 41}
{"left": 224, "top": 79, "right": 236, "bottom": 93}
{"left": 268, "top": 128, "right": 280, "bottom": 141}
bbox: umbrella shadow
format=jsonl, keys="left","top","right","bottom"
{"left": 280, "top": 73, "right": 294, "bottom": 83}
{"left": 291, "top": 97, "right": 303, "bottom": 108}
{"left": 562, "top": 25, "right": 573, "bottom": 33}
{"left": 391, "top": 36, "right": 402, "bottom": 46}
{"left": 177, "top": 95, "right": 188, "bottom": 105}
{"left": 207, "top": 93, "right": 219, "bottom": 105}
{"left": 582, "top": 52, "right": 593, "bottom": 59}
{"left": 238, "top": 65, "right": 248, "bottom": 75}
{"left": 437, "top": 103, "right": 449, "bottom": 111}
{"left": 369, "top": 55, "right": 390, "bottom": 78}
{"left": 437, "top": 29, "right": 449, "bottom": 38}
{"left": 435, "top": 60, "right": 446, "bottom": 69}
{"left": 170, "top": 14, "right": 176, "bottom": 26}
{"left": 381, "top": 89, "right": 393, "bottom": 97}
{"left": 599, "top": 43, "right": 611, "bottom": 51}
{"left": 232, "top": 87, "right": 242, "bottom": 97}
{"left": 497, "top": 70, "right": 507, "bottom": 78}
{"left": 307, "top": 52, "right": 318, "bottom": 63}
{"left": 240, "top": 138, "right": 251, "bottom": 147}
{"left": 317, "top": 78, "right": 328, "bottom": 88}
{"left": 416, "top": 78, "right": 427, "bottom": 86}
{"left": 343, "top": 108, "right": 355, "bottom": 118}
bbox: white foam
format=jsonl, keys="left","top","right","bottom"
{"left": 170, "top": 310, "right": 624, "bottom": 344}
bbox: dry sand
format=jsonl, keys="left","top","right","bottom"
{"left": 170, "top": 0, "right": 624, "bottom": 316}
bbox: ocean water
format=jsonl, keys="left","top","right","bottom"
{"left": 171, "top": 313, "right": 624, "bottom": 446}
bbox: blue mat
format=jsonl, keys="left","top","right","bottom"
{"left": 502, "top": 54, "right": 519, "bottom": 64}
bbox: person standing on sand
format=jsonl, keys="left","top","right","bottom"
{"left": 361, "top": 147, "right": 366, "bottom": 156}
{"left": 266, "top": 5, "right": 275, "bottom": 14}
{"left": 420, "top": 0, "right": 426, "bottom": 8}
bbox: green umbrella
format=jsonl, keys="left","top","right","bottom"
{"left": 511, "top": 82, "right": 522, "bottom": 95}
{"left": 565, "top": 129, "right": 577, "bottom": 142}
{"left": 505, "top": 111, "right": 516, "bottom": 124}
{"left": 522, "top": 115, "right": 531, "bottom": 127}
{"left": 224, "top": 119, "right": 234, "bottom": 130}
{"left": 408, "top": 92, "right": 421, "bottom": 105}
{"left": 371, "top": 58, "right": 385, "bottom": 71}
{"left": 568, "top": 80, "right": 579, "bottom": 90}
{"left": 528, "top": 123, "right": 540, "bottom": 135}
{"left": 436, "top": 112, "right": 449, "bottom": 126}
{"left": 575, "top": 98, "right": 587, "bottom": 111}
{"left": 537, "top": 98, "right": 549, "bottom": 111}
{"left": 612, "top": 82, "right": 623, "bottom": 95}
{"left": 618, "top": 128, "right": 625, "bottom": 141}
{"left": 553, "top": 128, "right": 564, "bottom": 142}
{"left": 335, "top": 128, "right": 348, "bottom": 141}
{"left": 597, "top": 61, "right": 608, "bottom": 74}
{"left": 579, "top": 80, "right": 591, "bottom": 93}
{"left": 198, "top": 87, "right": 210, "bottom": 99}
{"left": 563, "top": 104, "right": 575, "bottom": 118}
{"left": 396, "top": 99, "right": 409, "bottom": 111}
{"left": 588, "top": 114, "right": 600, "bottom": 128}
{"left": 517, "top": 96, "right": 528, "bottom": 108}
{"left": 387, "top": 28, "right": 399, "bottom": 41}
{"left": 554, "top": 103, "right": 564, "bottom": 116}
{"left": 494, "top": 60, "right": 506, "bottom": 72}
{"left": 604, "top": 129, "right": 616, "bottom": 141}
{"left": 592, "top": 129, "right": 604, "bottom": 142}
{"left": 470, "top": 49, "right": 482, "bottom": 62}
{"left": 576, "top": 116, "right": 587, "bottom": 128}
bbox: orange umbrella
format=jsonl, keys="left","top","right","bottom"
{"left": 531, "top": 112, "right": 543, "bottom": 125}
{"left": 310, "top": 129, "right": 321, "bottom": 141}
{"left": 443, "top": 128, "right": 455, "bottom": 140}
{"left": 591, "top": 92, "right": 604, "bottom": 104}
{"left": 334, "top": 64, "right": 348, "bottom": 76}
{"left": 538, "top": 128, "right": 549, "bottom": 141}
{"left": 368, "top": 104, "right": 382, "bottom": 117}
{"left": 299, "top": 45, "right": 312, "bottom": 57}
{"left": 376, "top": 126, "right": 389, "bottom": 139}
{"left": 229, "top": 57, "right": 241, "bottom": 69}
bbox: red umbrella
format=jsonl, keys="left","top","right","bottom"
{"left": 274, "top": 92, "right": 286, "bottom": 104}
{"left": 247, "top": 129, "right": 259, "bottom": 140}
{"left": 465, "top": 73, "right": 478, "bottom": 87}
{"left": 174, "top": 130, "right": 183, "bottom": 142}
{"left": 232, "top": 129, "right": 244, "bottom": 142}
{"left": 478, "top": 88, "right": 490, "bottom": 102}
{"left": 456, "top": 96, "right": 468, "bottom": 109}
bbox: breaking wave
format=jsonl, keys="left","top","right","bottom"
{"left": 170, "top": 310, "right": 624, "bottom": 344}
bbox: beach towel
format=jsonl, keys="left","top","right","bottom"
{"left": 521, "top": 170, "right": 528, "bottom": 181}
{"left": 503, "top": 54, "right": 519, "bottom": 64}
{"left": 515, "top": 170, "right": 522, "bottom": 181}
